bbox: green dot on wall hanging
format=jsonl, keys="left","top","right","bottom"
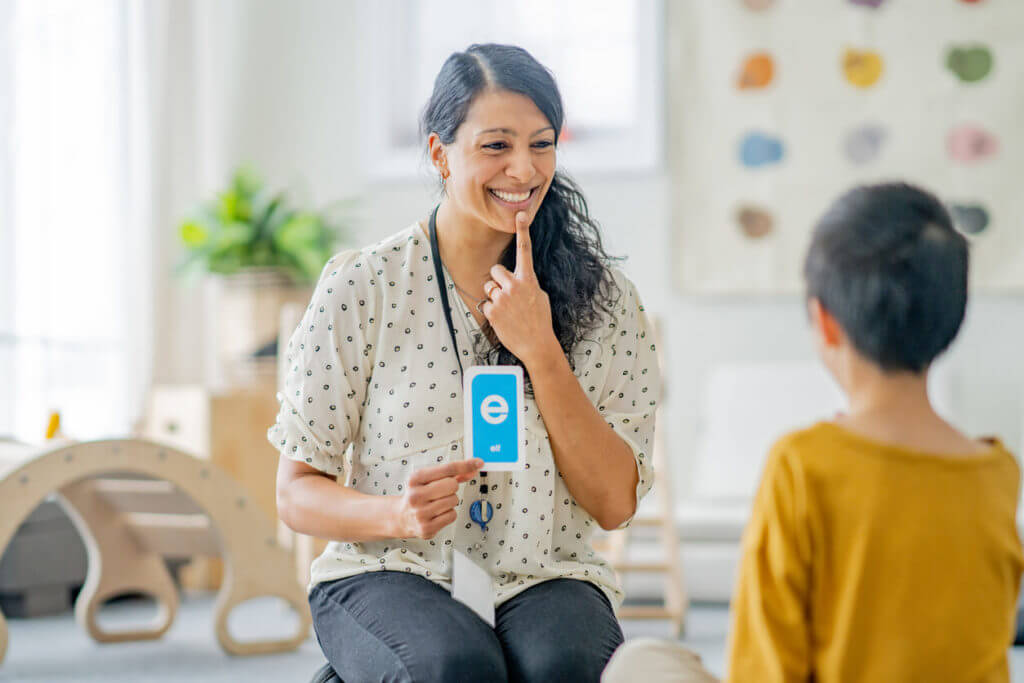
{"left": 945, "top": 44, "right": 993, "bottom": 82}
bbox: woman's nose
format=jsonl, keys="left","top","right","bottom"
{"left": 505, "top": 147, "right": 535, "bottom": 183}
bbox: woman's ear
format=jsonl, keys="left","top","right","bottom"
{"left": 808, "top": 297, "right": 843, "bottom": 348}
{"left": 427, "top": 133, "right": 447, "bottom": 177}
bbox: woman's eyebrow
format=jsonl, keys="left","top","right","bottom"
{"left": 475, "top": 126, "right": 555, "bottom": 137}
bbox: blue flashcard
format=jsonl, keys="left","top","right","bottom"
{"left": 464, "top": 366, "right": 525, "bottom": 471}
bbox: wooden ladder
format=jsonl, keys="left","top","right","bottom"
{"left": 596, "top": 317, "right": 688, "bottom": 636}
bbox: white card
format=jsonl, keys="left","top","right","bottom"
{"left": 452, "top": 550, "right": 495, "bottom": 627}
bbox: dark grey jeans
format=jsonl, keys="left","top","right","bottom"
{"left": 309, "top": 571, "right": 624, "bottom": 683}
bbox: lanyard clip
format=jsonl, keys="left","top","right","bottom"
{"left": 470, "top": 500, "right": 493, "bottom": 533}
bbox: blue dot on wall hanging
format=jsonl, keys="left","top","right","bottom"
{"left": 739, "top": 132, "right": 784, "bottom": 168}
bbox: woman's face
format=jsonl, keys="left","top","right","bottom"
{"left": 432, "top": 89, "right": 557, "bottom": 236}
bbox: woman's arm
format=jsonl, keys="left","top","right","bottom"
{"left": 527, "top": 348, "right": 640, "bottom": 530}
{"left": 276, "top": 455, "right": 483, "bottom": 542}
{"left": 480, "top": 212, "right": 648, "bottom": 530}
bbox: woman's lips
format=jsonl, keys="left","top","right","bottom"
{"left": 488, "top": 186, "right": 536, "bottom": 209}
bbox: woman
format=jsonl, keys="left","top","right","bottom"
{"left": 272, "top": 43, "right": 660, "bottom": 683}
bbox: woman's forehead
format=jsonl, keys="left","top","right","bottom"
{"left": 461, "top": 90, "right": 553, "bottom": 138}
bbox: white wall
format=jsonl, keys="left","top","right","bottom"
{"left": 158, "top": 1, "right": 1024, "bottom": 499}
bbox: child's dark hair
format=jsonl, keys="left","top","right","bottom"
{"left": 803, "top": 182, "right": 968, "bottom": 373}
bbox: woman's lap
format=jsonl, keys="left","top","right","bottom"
{"left": 496, "top": 577, "right": 624, "bottom": 682}
{"left": 310, "top": 571, "right": 622, "bottom": 683}
{"left": 310, "top": 571, "right": 506, "bottom": 683}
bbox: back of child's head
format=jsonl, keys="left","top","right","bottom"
{"left": 803, "top": 182, "right": 969, "bottom": 373}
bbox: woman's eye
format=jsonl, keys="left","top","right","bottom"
{"left": 483, "top": 142, "right": 508, "bottom": 151}
{"left": 532, "top": 141, "right": 554, "bottom": 149}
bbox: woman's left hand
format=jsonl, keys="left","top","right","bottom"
{"left": 480, "top": 211, "right": 560, "bottom": 367}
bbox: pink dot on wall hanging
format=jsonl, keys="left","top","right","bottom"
{"left": 947, "top": 124, "right": 998, "bottom": 162}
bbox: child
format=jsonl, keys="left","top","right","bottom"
{"left": 603, "top": 182, "right": 1023, "bottom": 682}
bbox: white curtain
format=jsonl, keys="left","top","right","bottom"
{"left": 0, "top": 0, "right": 161, "bottom": 442}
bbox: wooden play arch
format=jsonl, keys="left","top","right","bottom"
{"left": 0, "top": 438, "right": 310, "bottom": 667}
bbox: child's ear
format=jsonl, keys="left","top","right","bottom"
{"left": 808, "top": 298, "right": 843, "bottom": 348}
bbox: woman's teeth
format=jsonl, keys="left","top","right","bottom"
{"left": 490, "top": 188, "right": 532, "bottom": 203}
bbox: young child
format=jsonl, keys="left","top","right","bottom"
{"left": 603, "top": 182, "right": 1023, "bottom": 683}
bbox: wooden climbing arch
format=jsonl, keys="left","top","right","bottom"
{"left": 0, "top": 439, "right": 310, "bottom": 666}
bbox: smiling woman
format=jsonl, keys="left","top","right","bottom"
{"left": 272, "top": 44, "right": 661, "bottom": 683}
{"left": 422, "top": 46, "right": 623, "bottom": 384}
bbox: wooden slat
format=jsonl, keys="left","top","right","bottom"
{"left": 625, "top": 517, "right": 662, "bottom": 527}
{"left": 614, "top": 561, "right": 671, "bottom": 573}
{"left": 90, "top": 478, "right": 204, "bottom": 515}
{"left": 124, "top": 513, "right": 221, "bottom": 557}
{"left": 619, "top": 605, "right": 675, "bottom": 619}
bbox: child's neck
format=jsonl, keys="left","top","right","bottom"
{"left": 845, "top": 368, "right": 932, "bottom": 418}
{"left": 838, "top": 364, "right": 987, "bottom": 456}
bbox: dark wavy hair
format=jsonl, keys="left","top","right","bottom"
{"left": 421, "top": 43, "right": 621, "bottom": 387}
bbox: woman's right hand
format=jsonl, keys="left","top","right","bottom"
{"left": 393, "top": 458, "right": 484, "bottom": 539}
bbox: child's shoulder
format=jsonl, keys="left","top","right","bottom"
{"left": 767, "top": 421, "right": 1021, "bottom": 481}
{"left": 765, "top": 421, "right": 839, "bottom": 463}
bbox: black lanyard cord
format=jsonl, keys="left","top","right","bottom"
{"left": 428, "top": 205, "right": 465, "bottom": 381}
{"left": 429, "top": 205, "right": 488, "bottom": 491}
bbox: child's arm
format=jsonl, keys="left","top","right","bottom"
{"left": 726, "top": 442, "right": 813, "bottom": 683}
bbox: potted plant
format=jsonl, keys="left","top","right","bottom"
{"left": 178, "top": 167, "right": 352, "bottom": 386}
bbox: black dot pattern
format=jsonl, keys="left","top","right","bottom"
{"left": 267, "top": 223, "right": 659, "bottom": 608}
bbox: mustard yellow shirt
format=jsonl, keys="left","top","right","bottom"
{"left": 727, "top": 422, "right": 1023, "bottom": 683}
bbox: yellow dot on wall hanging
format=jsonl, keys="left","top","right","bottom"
{"left": 737, "top": 53, "right": 775, "bottom": 90}
{"left": 842, "top": 48, "right": 884, "bottom": 88}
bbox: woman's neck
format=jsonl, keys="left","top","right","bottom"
{"left": 433, "top": 201, "right": 514, "bottom": 297}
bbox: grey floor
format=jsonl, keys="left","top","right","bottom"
{"left": 0, "top": 593, "right": 1021, "bottom": 682}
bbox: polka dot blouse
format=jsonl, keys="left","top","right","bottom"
{"left": 268, "top": 223, "right": 659, "bottom": 609}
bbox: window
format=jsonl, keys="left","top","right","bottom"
{"left": 362, "top": 0, "right": 663, "bottom": 178}
{"left": 0, "top": 0, "right": 151, "bottom": 442}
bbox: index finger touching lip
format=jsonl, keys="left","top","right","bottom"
{"left": 515, "top": 211, "right": 534, "bottom": 276}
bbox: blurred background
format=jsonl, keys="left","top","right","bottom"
{"left": 1, "top": 0, "right": 1023, "bottom": 680}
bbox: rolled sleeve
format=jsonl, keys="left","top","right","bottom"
{"left": 267, "top": 250, "right": 376, "bottom": 477}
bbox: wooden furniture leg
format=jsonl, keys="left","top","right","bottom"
{"left": 58, "top": 479, "right": 180, "bottom": 642}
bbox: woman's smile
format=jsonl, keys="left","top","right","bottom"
{"left": 488, "top": 185, "right": 540, "bottom": 210}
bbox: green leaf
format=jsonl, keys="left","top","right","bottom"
{"left": 179, "top": 220, "right": 209, "bottom": 247}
